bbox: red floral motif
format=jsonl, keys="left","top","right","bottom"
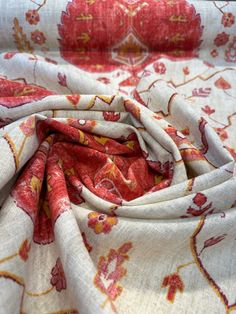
{"left": 58, "top": 72, "right": 67, "bottom": 87}
{"left": 124, "top": 100, "right": 141, "bottom": 121}
{"left": 58, "top": 0, "right": 202, "bottom": 72}
{"left": 198, "top": 234, "right": 226, "bottom": 256}
{"left": 214, "top": 32, "right": 229, "bottom": 47}
{"left": 19, "top": 239, "right": 31, "bottom": 261}
{"left": 133, "top": 89, "right": 146, "bottom": 107}
{"left": 186, "top": 193, "right": 213, "bottom": 216}
{"left": 181, "top": 127, "right": 190, "bottom": 136}
{"left": 19, "top": 116, "right": 35, "bottom": 136}
{"left": 225, "top": 146, "right": 236, "bottom": 160}
{"left": 0, "top": 78, "right": 53, "bottom": 108}
{"left": 214, "top": 77, "right": 231, "bottom": 90}
{"left": 103, "top": 112, "right": 120, "bottom": 122}
{"left": 221, "top": 12, "right": 235, "bottom": 28}
{"left": 147, "top": 160, "right": 174, "bottom": 180}
{"left": 66, "top": 94, "right": 80, "bottom": 106}
{"left": 133, "top": 0, "right": 203, "bottom": 57}
{"left": 201, "top": 105, "right": 215, "bottom": 115}
{"left": 25, "top": 9, "right": 40, "bottom": 25}
{"left": 225, "top": 36, "right": 236, "bottom": 63}
{"left": 33, "top": 198, "right": 54, "bottom": 245}
{"left": 192, "top": 87, "right": 211, "bottom": 98}
{"left": 193, "top": 193, "right": 207, "bottom": 207}
{"left": 153, "top": 62, "right": 166, "bottom": 74}
{"left": 11, "top": 148, "right": 46, "bottom": 223}
{"left": 162, "top": 273, "right": 184, "bottom": 303}
{"left": 183, "top": 66, "right": 190, "bottom": 75}
{"left": 82, "top": 232, "right": 92, "bottom": 253}
{"left": 211, "top": 49, "right": 218, "bottom": 58}
{"left": 94, "top": 242, "right": 132, "bottom": 312}
{"left": 46, "top": 152, "right": 71, "bottom": 224}
{"left": 66, "top": 179, "right": 84, "bottom": 205}
{"left": 199, "top": 117, "right": 209, "bottom": 155}
{"left": 3, "top": 52, "right": 17, "bottom": 59}
{"left": 88, "top": 212, "right": 118, "bottom": 234}
{"left": 215, "top": 128, "right": 228, "bottom": 141}
{"left": 50, "top": 258, "right": 66, "bottom": 292}
{"left": 97, "top": 77, "right": 110, "bottom": 84}
{"left": 31, "top": 30, "right": 46, "bottom": 45}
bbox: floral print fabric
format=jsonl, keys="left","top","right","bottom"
{"left": 0, "top": 1, "right": 236, "bottom": 313}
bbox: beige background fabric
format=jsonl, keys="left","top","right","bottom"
{"left": 0, "top": 1, "right": 236, "bottom": 314}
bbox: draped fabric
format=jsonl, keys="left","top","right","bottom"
{"left": 0, "top": 1, "right": 236, "bottom": 313}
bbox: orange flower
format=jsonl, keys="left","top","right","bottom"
{"left": 88, "top": 212, "right": 118, "bottom": 234}
{"left": 214, "top": 77, "right": 231, "bottom": 90}
{"left": 19, "top": 239, "right": 30, "bottom": 261}
{"left": 162, "top": 273, "right": 184, "bottom": 303}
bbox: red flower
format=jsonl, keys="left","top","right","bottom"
{"left": 183, "top": 67, "right": 189, "bottom": 75}
{"left": 19, "top": 116, "right": 35, "bottom": 136}
{"left": 66, "top": 94, "right": 80, "bottom": 106}
{"left": 153, "top": 62, "right": 166, "bottom": 74}
{"left": 50, "top": 258, "right": 66, "bottom": 292}
{"left": 25, "top": 9, "right": 40, "bottom": 25}
{"left": 221, "top": 12, "right": 235, "bottom": 28}
{"left": 193, "top": 193, "right": 207, "bottom": 207}
{"left": 199, "top": 234, "right": 226, "bottom": 256}
{"left": 181, "top": 127, "right": 190, "bottom": 136}
{"left": 58, "top": 72, "right": 67, "bottom": 87}
{"left": 94, "top": 242, "right": 132, "bottom": 311}
{"left": 214, "top": 32, "right": 230, "bottom": 47}
{"left": 162, "top": 273, "right": 184, "bottom": 303}
{"left": 19, "top": 239, "right": 31, "bottom": 261}
{"left": 201, "top": 105, "right": 215, "bottom": 115}
{"left": 187, "top": 192, "right": 212, "bottom": 216}
{"left": 88, "top": 212, "right": 118, "bottom": 234}
{"left": 214, "top": 77, "right": 231, "bottom": 90}
{"left": 211, "top": 49, "right": 218, "bottom": 58}
{"left": 31, "top": 30, "right": 46, "bottom": 45}
{"left": 103, "top": 111, "right": 120, "bottom": 122}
